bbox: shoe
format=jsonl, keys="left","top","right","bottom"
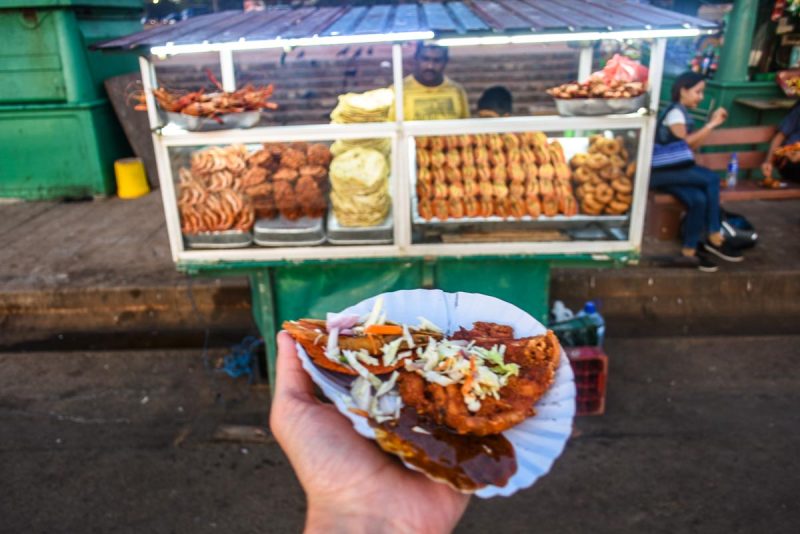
{"left": 703, "top": 240, "right": 744, "bottom": 262}
{"left": 695, "top": 250, "right": 719, "bottom": 273}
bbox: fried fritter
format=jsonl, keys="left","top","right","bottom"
{"left": 398, "top": 328, "right": 560, "bottom": 436}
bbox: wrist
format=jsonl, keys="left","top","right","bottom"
{"left": 305, "top": 502, "right": 405, "bottom": 534}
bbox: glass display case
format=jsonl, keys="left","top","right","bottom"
{"left": 141, "top": 40, "right": 665, "bottom": 266}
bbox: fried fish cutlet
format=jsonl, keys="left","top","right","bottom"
{"left": 398, "top": 329, "right": 560, "bottom": 436}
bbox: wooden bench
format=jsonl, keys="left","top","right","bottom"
{"left": 645, "top": 125, "right": 800, "bottom": 240}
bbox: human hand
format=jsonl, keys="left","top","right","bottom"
{"left": 270, "top": 331, "right": 471, "bottom": 534}
{"left": 709, "top": 107, "right": 728, "bottom": 127}
{"left": 761, "top": 161, "right": 773, "bottom": 178}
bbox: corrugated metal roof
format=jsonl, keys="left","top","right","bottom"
{"left": 95, "top": 0, "right": 717, "bottom": 51}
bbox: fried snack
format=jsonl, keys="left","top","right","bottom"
{"left": 611, "top": 178, "right": 633, "bottom": 194}
{"left": 430, "top": 151, "right": 446, "bottom": 169}
{"left": 457, "top": 134, "right": 473, "bottom": 148}
{"left": 479, "top": 180, "right": 494, "bottom": 199}
{"left": 533, "top": 144, "right": 551, "bottom": 166}
{"left": 524, "top": 178, "right": 539, "bottom": 197}
{"left": 493, "top": 182, "right": 509, "bottom": 200}
{"left": 416, "top": 136, "right": 430, "bottom": 149}
{"left": 417, "top": 167, "right": 432, "bottom": 186}
{"left": 431, "top": 167, "right": 446, "bottom": 183}
{"left": 446, "top": 150, "right": 462, "bottom": 169}
{"left": 474, "top": 146, "right": 489, "bottom": 166}
{"left": 502, "top": 133, "right": 520, "bottom": 150}
{"left": 479, "top": 198, "right": 494, "bottom": 218}
{"left": 487, "top": 134, "right": 504, "bottom": 152}
{"left": 599, "top": 165, "right": 622, "bottom": 181}
{"left": 445, "top": 136, "right": 460, "bottom": 151}
{"left": 463, "top": 179, "right": 480, "bottom": 198}
{"left": 433, "top": 199, "right": 449, "bottom": 220}
{"left": 464, "top": 197, "right": 480, "bottom": 217}
{"left": 416, "top": 181, "right": 432, "bottom": 201}
{"left": 539, "top": 178, "right": 555, "bottom": 197}
{"left": 520, "top": 148, "right": 537, "bottom": 165}
{"left": 274, "top": 179, "right": 301, "bottom": 220}
{"left": 586, "top": 153, "right": 609, "bottom": 169}
{"left": 329, "top": 147, "right": 390, "bottom": 227}
{"left": 461, "top": 147, "right": 475, "bottom": 167}
{"left": 524, "top": 164, "right": 539, "bottom": 182}
{"left": 508, "top": 163, "right": 526, "bottom": 184}
{"left": 449, "top": 182, "right": 465, "bottom": 200}
{"left": 509, "top": 182, "right": 525, "bottom": 199}
{"left": 489, "top": 150, "right": 507, "bottom": 167}
{"left": 526, "top": 195, "right": 541, "bottom": 218}
{"left": 509, "top": 198, "right": 527, "bottom": 218}
{"left": 416, "top": 148, "right": 431, "bottom": 169}
{"left": 554, "top": 163, "right": 571, "bottom": 182}
{"left": 429, "top": 136, "right": 446, "bottom": 152}
{"left": 462, "top": 165, "right": 477, "bottom": 182}
{"left": 448, "top": 197, "right": 465, "bottom": 218}
{"left": 445, "top": 166, "right": 463, "bottom": 184}
{"left": 491, "top": 165, "right": 507, "bottom": 184}
{"left": 280, "top": 147, "right": 307, "bottom": 169}
{"left": 570, "top": 153, "right": 588, "bottom": 168}
{"left": 539, "top": 163, "right": 555, "bottom": 182}
{"left": 506, "top": 148, "right": 521, "bottom": 164}
{"left": 418, "top": 198, "right": 434, "bottom": 220}
{"left": 283, "top": 318, "right": 441, "bottom": 375}
{"left": 296, "top": 175, "right": 327, "bottom": 218}
{"left": 559, "top": 195, "right": 579, "bottom": 216}
{"left": 573, "top": 166, "right": 595, "bottom": 184}
{"left": 433, "top": 180, "right": 449, "bottom": 200}
{"left": 541, "top": 195, "right": 559, "bottom": 217}
{"left": 273, "top": 167, "right": 299, "bottom": 182}
{"left": 476, "top": 165, "right": 492, "bottom": 182}
{"left": 241, "top": 166, "right": 268, "bottom": 187}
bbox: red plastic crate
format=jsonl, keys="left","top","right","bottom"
{"left": 566, "top": 346, "right": 608, "bottom": 416}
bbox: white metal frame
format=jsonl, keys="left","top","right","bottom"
{"left": 141, "top": 38, "right": 669, "bottom": 266}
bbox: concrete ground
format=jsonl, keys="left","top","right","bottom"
{"left": 2, "top": 335, "right": 798, "bottom": 534}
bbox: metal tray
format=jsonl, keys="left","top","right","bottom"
{"left": 410, "top": 195, "right": 628, "bottom": 226}
{"left": 554, "top": 94, "right": 647, "bottom": 116}
{"left": 184, "top": 230, "right": 253, "bottom": 249}
{"left": 327, "top": 208, "right": 393, "bottom": 245}
{"left": 253, "top": 216, "right": 325, "bottom": 247}
{"left": 161, "top": 110, "right": 261, "bottom": 131}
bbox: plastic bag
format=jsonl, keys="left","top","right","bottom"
{"left": 593, "top": 54, "right": 649, "bottom": 84}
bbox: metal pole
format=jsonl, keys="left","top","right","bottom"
{"left": 577, "top": 46, "right": 593, "bottom": 81}
{"left": 392, "top": 44, "right": 410, "bottom": 249}
{"left": 220, "top": 49, "right": 237, "bottom": 92}
{"left": 715, "top": 0, "right": 759, "bottom": 82}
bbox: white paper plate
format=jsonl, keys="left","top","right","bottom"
{"left": 294, "top": 289, "right": 576, "bottom": 498}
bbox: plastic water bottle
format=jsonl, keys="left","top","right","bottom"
{"left": 726, "top": 153, "right": 739, "bottom": 188}
{"left": 577, "top": 301, "right": 606, "bottom": 346}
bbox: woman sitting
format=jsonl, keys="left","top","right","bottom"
{"left": 651, "top": 72, "right": 743, "bottom": 272}
{"left": 762, "top": 100, "right": 800, "bottom": 181}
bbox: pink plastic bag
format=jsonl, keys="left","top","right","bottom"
{"left": 592, "top": 54, "right": 649, "bottom": 84}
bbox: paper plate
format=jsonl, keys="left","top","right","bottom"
{"left": 294, "top": 289, "right": 576, "bottom": 498}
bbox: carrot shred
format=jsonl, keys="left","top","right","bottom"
{"left": 364, "top": 324, "right": 403, "bottom": 336}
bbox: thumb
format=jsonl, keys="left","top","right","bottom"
{"left": 273, "top": 331, "right": 316, "bottom": 405}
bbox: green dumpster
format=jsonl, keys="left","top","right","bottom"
{"left": 0, "top": 0, "right": 143, "bottom": 199}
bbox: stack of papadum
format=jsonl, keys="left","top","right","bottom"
{"left": 329, "top": 88, "right": 393, "bottom": 157}
{"left": 329, "top": 147, "right": 390, "bottom": 227}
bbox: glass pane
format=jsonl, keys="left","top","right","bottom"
{"left": 168, "top": 137, "right": 394, "bottom": 249}
{"left": 410, "top": 129, "right": 640, "bottom": 245}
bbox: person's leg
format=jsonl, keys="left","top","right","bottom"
{"left": 690, "top": 165, "right": 722, "bottom": 237}
{"left": 658, "top": 184, "right": 706, "bottom": 253}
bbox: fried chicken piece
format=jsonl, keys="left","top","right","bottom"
{"left": 296, "top": 175, "right": 326, "bottom": 218}
{"left": 398, "top": 329, "right": 561, "bottom": 436}
{"left": 273, "top": 180, "right": 301, "bottom": 220}
{"left": 280, "top": 147, "right": 307, "bottom": 169}
{"left": 307, "top": 143, "right": 332, "bottom": 167}
{"left": 273, "top": 167, "right": 299, "bottom": 182}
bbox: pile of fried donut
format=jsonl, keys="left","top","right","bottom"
{"left": 416, "top": 132, "right": 578, "bottom": 221}
{"left": 570, "top": 135, "right": 635, "bottom": 216}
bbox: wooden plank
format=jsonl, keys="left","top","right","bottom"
{"left": 423, "top": 3, "right": 459, "bottom": 32}
{"left": 446, "top": 2, "right": 490, "bottom": 32}
{"left": 390, "top": 4, "right": 421, "bottom": 33}
{"left": 353, "top": 4, "right": 392, "bottom": 35}
{"left": 696, "top": 150, "right": 765, "bottom": 171}
{"left": 704, "top": 126, "right": 777, "bottom": 146}
{"left": 321, "top": 6, "right": 367, "bottom": 36}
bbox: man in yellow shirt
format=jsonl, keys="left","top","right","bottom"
{"left": 389, "top": 43, "right": 469, "bottom": 121}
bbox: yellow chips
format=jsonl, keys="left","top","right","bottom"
{"left": 329, "top": 147, "right": 391, "bottom": 227}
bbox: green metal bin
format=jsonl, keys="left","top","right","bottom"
{"left": 0, "top": 0, "right": 143, "bottom": 199}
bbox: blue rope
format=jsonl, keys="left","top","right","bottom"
{"left": 219, "top": 336, "right": 263, "bottom": 380}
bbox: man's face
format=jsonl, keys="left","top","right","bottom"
{"left": 413, "top": 47, "right": 448, "bottom": 87}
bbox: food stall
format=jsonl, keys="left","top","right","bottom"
{"left": 97, "top": 1, "right": 716, "bottom": 386}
